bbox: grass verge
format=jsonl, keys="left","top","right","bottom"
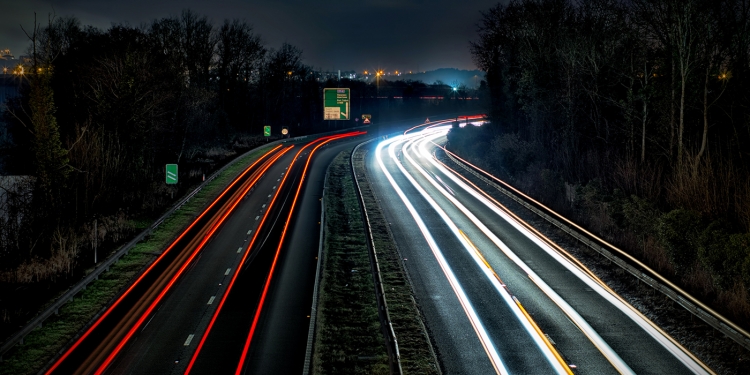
{"left": 0, "top": 144, "right": 274, "bottom": 375}
{"left": 352, "top": 146, "right": 440, "bottom": 374}
{"left": 313, "top": 151, "right": 389, "bottom": 375}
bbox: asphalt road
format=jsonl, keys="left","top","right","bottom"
{"left": 104, "top": 134, "right": 366, "bottom": 374}
{"left": 364, "top": 123, "right": 707, "bottom": 375}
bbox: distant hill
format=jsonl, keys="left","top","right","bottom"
{"left": 386, "top": 68, "right": 484, "bottom": 88}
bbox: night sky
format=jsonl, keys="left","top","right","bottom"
{"left": 1, "top": 0, "right": 502, "bottom": 72}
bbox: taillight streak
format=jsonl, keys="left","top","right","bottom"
{"left": 234, "top": 132, "right": 363, "bottom": 374}
{"left": 184, "top": 131, "right": 364, "bottom": 374}
{"left": 90, "top": 145, "right": 293, "bottom": 375}
{"left": 44, "top": 145, "right": 283, "bottom": 375}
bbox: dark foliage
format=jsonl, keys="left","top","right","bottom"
{"left": 460, "top": 0, "right": 750, "bottom": 322}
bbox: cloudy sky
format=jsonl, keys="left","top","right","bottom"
{"left": 0, "top": 0, "right": 501, "bottom": 72}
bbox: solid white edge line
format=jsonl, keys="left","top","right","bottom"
{"left": 410, "top": 130, "right": 632, "bottom": 374}
{"left": 376, "top": 136, "right": 509, "bottom": 375}
{"left": 395, "top": 134, "right": 566, "bottom": 375}
{"left": 424, "top": 127, "right": 709, "bottom": 375}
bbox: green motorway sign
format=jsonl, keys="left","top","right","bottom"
{"left": 323, "top": 88, "right": 350, "bottom": 120}
{"left": 166, "top": 164, "right": 178, "bottom": 184}
{"left": 263, "top": 125, "right": 271, "bottom": 137}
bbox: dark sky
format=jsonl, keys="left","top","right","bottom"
{"left": 1, "top": 0, "right": 501, "bottom": 72}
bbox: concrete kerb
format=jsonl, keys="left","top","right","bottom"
{"left": 302, "top": 158, "right": 331, "bottom": 375}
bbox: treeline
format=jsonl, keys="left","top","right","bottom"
{"left": 0, "top": 9, "right": 477, "bottom": 285}
{"left": 0, "top": 10, "right": 322, "bottom": 282}
{"left": 455, "top": 0, "right": 750, "bottom": 324}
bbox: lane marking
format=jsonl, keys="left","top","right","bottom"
{"left": 247, "top": 229, "right": 252, "bottom": 235}
{"left": 90, "top": 145, "right": 294, "bottom": 375}
{"left": 255, "top": 216, "right": 259, "bottom": 221}
{"left": 45, "top": 144, "right": 287, "bottom": 375}
{"left": 435, "top": 139, "right": 714, "bottom": 374}
{"left": 408, "top": 130, "right": 630, "bottom": 373}
{"left": 376, "top": 136, "right": 509, "bottom": 375}
{"left": 186, "top": 132, "right": 364, "bottom": 374}
{"left": 420, "top": 129, "right": 709, "bottom": 374}
{"left": 235, "top": 132, "right": 364, "bottom": 374}
{"left": 207, "top": 296, "right": 215, "bottom": 305}
{"left": 184, "top": 334, "right": 195, "bottom": 346}
{"left": 237, "top": 247, "right": 243, "bottom": 253}
{"left": 395, "top": 135, "right": 568, "bottom": 373}
{"left": 460, "top": 230, "right": 572, "bottom": 374}
{"left": 224, "top": 268, "right": 231, "bottom": 276}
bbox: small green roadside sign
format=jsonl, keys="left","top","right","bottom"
{"left": 166, "top": 164, "right": 178, "bottom": 184}
{"left": 264, "top": 125, "right": 271, "bottom": 137}
{"left": 323, "top": 88, "right": 350, "bottom": 120}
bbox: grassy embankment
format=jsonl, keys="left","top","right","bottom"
{"left": 0, "top": 144, "right": 274, "bottom": 375}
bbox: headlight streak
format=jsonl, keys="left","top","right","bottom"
{"left": 184, "top": 131, "right": 364, "bottom": 375}
{"left": 406, "top": 130, "right": 632, "bottom": 374}
{"left": 458, "top": 230, "right": 572, "bottom": 375}
{"left": 420, "top": 130, "right": 713, "bottom": 375}
{"left": 375, "top": 135, "right": 509, "bottom": 375}
{"left": 396, "top": 133, "right": 569, "bottom": 375}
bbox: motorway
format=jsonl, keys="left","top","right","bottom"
{"left": 44, "top": 131, "right": 367, "bottom": 375}
{"left": 363, "top": 121, "right": 713, "bottom": 375}
{"left": 39, "top": 116, "right": 717, "bottom": 375}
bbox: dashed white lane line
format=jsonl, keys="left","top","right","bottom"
{"left": 262, "top": 204, "right": 266, "bottom": 208}
{"left": 184, "top": 334, "right": 195, "bottom": 346}
{"left": 225, "top": 268, "right": 231, "bottom": 276}
{"left": 207, "top": 296, "right": 215, "bottom": 305}
{"left": 247, "top": 229, "right": 253, "bottom": 235}
{"left": 255, "top": 216, "right": 260, "bottom": 220}
{"left": 268, "top": 194, "right": 272, "bottom": 198}
{"left": 237, "top": 247, "right": 243, "bottom": 253}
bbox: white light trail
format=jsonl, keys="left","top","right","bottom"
{"left": 418, "top": 126, "right": 711, "bottom": 375}
{"left": 375, "top": 136, "right": 509, "bottom": 375}
{"left": 404, "top": 129, "right": 632, "bottom": 374}
{"left": 393, "top": 134, "right": 569, "bottom": 375}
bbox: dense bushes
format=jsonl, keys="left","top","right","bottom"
{"left": 456, "top": 0, "right": 750, "bottom": 326}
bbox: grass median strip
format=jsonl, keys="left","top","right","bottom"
{"left": 313, "top": 151, "right": 388, "bottom": 375}
{"left": 352, "top": 146, "right": 440, "bottom": 374}
{"left": 0, "top": 145, "right": 274, "bottom": 375}
{"left": 313, "top": 147, "right": 439, "bottom": 375}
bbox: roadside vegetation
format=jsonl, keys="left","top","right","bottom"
{"left": 0, "top": 9, "right": 479, "bottom": 344}
{"left": 352, "top": 147, "right": 440, "bottom": 374}
{"left": 457, "top": 0, "right": 750, "bottom": 331}
{"left": 0, "top": 144, "right": 272, "bottom": 375}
